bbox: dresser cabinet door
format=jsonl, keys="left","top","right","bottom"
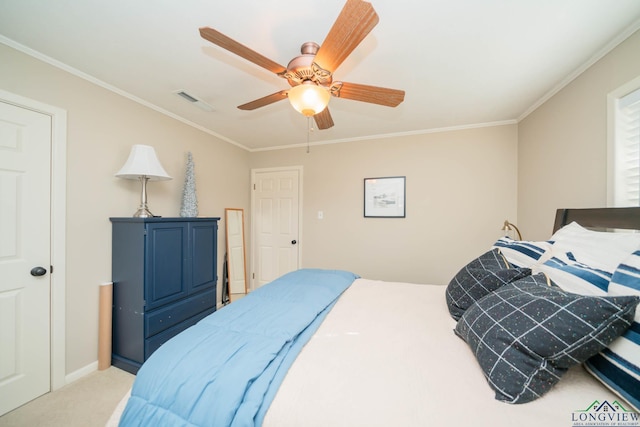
{"left": 189, "top": 222, "right": 217, "bottom": 294}
{"left": 145, "top": 222, "right": 188, "bottom": 310}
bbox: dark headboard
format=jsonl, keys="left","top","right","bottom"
{"left": 553, "top": 207, "right": 640, "bottom": 233}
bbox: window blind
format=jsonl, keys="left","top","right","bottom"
{"left": 614, "top": 88, "right": 640, "bottom": 207}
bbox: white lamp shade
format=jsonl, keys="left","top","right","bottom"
{"left": 288, "top": 83, "right": 330, "bottom": 117}
{"left": 115, "top": 144, "right": 172, "bottom": 181}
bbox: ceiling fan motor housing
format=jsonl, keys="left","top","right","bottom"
{"left": 284, "top": 42, "right": 332, "bottom": 87}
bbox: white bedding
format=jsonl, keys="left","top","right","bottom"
{"left": 265, "top": 279, "right": 621, "bottom": 427}
{"left": 109, "top": 278, "right": 622, "bottom": 426}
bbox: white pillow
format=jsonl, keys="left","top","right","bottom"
{"left": 549, "top": 221, "right": 640, "bottom": 273}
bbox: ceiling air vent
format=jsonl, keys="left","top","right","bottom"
{"left": 174, "top": 90, "right": 214, "bottom": 112}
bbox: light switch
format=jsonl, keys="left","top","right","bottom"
{"left": 317, "top": 211, "right": 324, "bottom": 220}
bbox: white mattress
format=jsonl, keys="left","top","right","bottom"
{"left": 263, "top": 279, "right": 620, "bottom": 427}
{"left": 109, "top": 278, "right": 621, "bottom": 426}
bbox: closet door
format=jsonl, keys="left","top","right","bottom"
{"left": 251, "top": 167, "right": 301, "bottom": 289}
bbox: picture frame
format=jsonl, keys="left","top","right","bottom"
{"left": 363, "top": 176, "right": 406, "bottom": 218}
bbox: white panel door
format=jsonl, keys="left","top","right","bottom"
{"left": 0, "top": 101, "right": 52, "bottom": 415}
{"left": 252, "top": 168, "right": 300, "bottom": 288}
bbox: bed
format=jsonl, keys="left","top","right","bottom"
{"left": 109, "top": 207, "right": 640, "bottom": 426}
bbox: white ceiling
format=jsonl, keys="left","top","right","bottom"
{"left": 2, "top": 0, "right": 640, "bottom": 151}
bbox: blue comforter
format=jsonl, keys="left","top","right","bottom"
{"left": 119, "top": 269, "right": 359, "bottom": 427}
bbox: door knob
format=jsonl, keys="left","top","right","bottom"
{"left": 291, "top": 240, "right": 297, "bottom": 245}
{"left": 30, "top": 266, "right": 47, "bottom": 277}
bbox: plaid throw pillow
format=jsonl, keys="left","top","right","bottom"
{"left": 464, "top": 248, "right": 511, "bottom": 270}
{"left": 446, "top": 249, "right": 530, "bottom": 320}
{"left": 455, "top": 274, "right": 640, "bottom": 404}
{"left": 446, "top": 267, "right": 531, "bottom": 321}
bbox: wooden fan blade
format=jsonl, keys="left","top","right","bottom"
{"left": 333, "top": 82, "right": 405, "bottom": 107}
{"left": 199, "top": 27, "right": 287, "bottom": 75}
{"left": 314, "top": 108, "right": 334, "bottom": 130}
{"left": 313, "top": 0, "right": 379, "bottom": 73}
{"left": 237, "top": 91, "right": 288, "bottom": 110}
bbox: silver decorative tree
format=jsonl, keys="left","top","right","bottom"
{"left": 180, "top": 152, "right": 198, "bottom": 217}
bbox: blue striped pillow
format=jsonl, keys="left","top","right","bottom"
{"left": 549, "top": 222, "right": 640, "bottom": 273}
{"left": 534, "top": 254, "right": 612, "bottom": 295}
{"left": 585, "top": 249, "right": 640, "bottom": 411}
{"left": 492, "top": 237, "right": 552, "bottom": 268}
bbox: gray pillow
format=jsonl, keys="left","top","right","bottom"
{"left": 446, "top": 267, "right": 531, "bottom": 320}
{"left": 446, "top": 248, "right": 530, "bottom": 320}
{"left": 463, "top": 248, "right": 511, "bottom": 271}
{"left": 454, "top": 274, "right": 640, "bottom": 404}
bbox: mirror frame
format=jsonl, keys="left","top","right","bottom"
{"left": 224, "top": 208, "right": 248, "bottom": 297}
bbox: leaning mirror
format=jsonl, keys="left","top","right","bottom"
{"left": 225, "top": 208, "right": 247, "bottom": 298}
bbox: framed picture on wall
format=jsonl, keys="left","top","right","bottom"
{"left": 364, "top": 176, "right": 406, "bottom": 218}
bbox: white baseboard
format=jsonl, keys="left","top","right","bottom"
{"left": 64, "top": 360, "right": 98, "bottom": 385}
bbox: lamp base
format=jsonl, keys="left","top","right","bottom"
{"left": 132, "top": 176, "right": 155, "bottom": 218}
{"left": 133, "top": 207, "right": 154, "bottom": 218}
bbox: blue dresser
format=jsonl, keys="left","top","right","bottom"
{"left": 110, "top": 217, "right": 219, "bottom": 374}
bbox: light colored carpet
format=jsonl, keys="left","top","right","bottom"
{"left": 0, "top": 367, "right": 134, "bottom": 427}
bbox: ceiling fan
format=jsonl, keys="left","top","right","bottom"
{"left": 199, "top": 0, "right": 405, "bottom": 130}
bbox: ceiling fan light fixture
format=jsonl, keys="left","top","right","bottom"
{"left": 288, "top": 82, "right": 330, "bottom": 117}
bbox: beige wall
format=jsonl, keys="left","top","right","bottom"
{"left": 250, "top": 124, "right": 519, "bottom": 285}
{"left": 1, "top": 44, "right": 251, "bottom": 375}
{"left": 9, "top": 27, "right": 636, "bottom": 379}
{"left": 518, "top": 30, "right": 640, "bottom": 239}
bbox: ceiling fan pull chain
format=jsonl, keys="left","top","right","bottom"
{"left": 307, "top": 117, "right": 311, "bottom": 154}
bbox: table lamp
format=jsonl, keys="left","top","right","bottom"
{"left": 115, "top": 145, "right": 171, "bottom": 217}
